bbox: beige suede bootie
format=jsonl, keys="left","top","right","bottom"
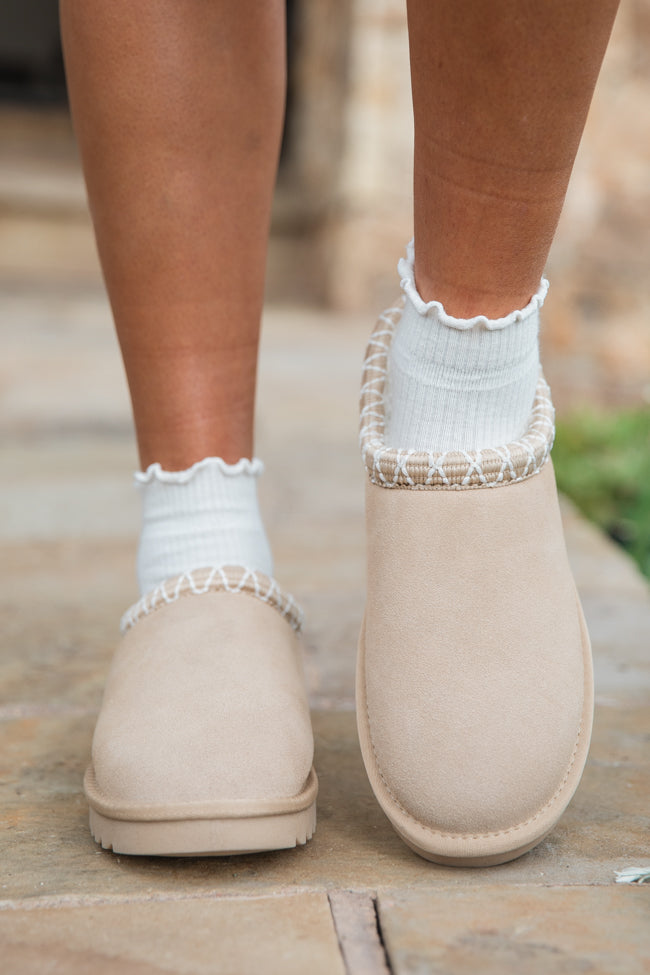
{"left": 357, "top": 301, "right": 593, "bottom": 866}
{"left": 85, "top": 567, "right": 317, "bottom": 856}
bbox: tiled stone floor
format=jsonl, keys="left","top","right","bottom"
{"left": 1, "top": 286, "right": 649, "bottom": 973}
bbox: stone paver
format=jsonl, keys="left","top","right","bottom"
{"left": 1, "top": 893, "right": 344, "bottom": 975}
{"left": 378, "top": 887, "right": 650, "bottom": 975}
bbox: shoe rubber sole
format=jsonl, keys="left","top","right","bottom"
{"left": 85, "top": 766, "right": 318, "bottom": 857}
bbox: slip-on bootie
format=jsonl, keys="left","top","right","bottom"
{"left": 357, "top": 301, "right": 593, "bottom": 866}
{"left": 85, "top": 566, "right": 317, "bottom": 856}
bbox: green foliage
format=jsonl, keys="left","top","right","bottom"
{"left": 553, "top": 408, "right": 650, "bottom": 579}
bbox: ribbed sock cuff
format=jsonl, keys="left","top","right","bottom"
{"left": 136, "top": 456, "right": 273, "bottom": 595}
{"left": 385, "top": 241, "right": 547, "bottom": 453}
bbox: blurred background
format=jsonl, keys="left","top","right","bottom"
{"left": 0, "top": 0, "right": 649, "bottom": 576}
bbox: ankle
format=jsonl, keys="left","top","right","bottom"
{"left": 412, "top": 271, "right": 539, "bottom": 321}
{"left": 400, "top": 240, "right": 549, "bottom": 325}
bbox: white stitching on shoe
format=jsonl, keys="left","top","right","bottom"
{"left": 359, "top": 299, "right": 556, "bottom": 490}
{"left": 120, "top": 566, "right": 304, "bottom": 634}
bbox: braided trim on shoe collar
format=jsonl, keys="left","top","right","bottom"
{"left": 121, "top": 566, "right": 304, "bottom": 634}
{"left": 359, "top": 298, "right": 555, "bottom": 490}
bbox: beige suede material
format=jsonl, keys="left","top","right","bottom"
{"left": 89, "top": 589, "right": 314, "bottom": 816}
{"left": 359, "top": 461, "right": 592, "bottom": 853}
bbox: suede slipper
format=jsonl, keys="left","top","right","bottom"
{"left": 357, "top": 300, "right": 593, "bottom": 866}
{"left": 85, "top": 566, "right": 317, "bottom": 856}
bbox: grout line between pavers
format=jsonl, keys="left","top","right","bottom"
{"left": 329, "top": 889, "right": 392, "bottom": 975}
{"left": 1, "top": 877, "right": 638, "bottom": 916}
{"left": 0, "top": 885, "right": 328, "bottom": 912}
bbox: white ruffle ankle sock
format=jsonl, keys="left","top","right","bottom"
{"left": 135, "top": 456, "right": 273, "bottom": 595}
{"left": 385, "top": 240, "right": 549, "bottom": 453}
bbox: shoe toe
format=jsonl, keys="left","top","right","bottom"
{"left": 90, "top": 588, "right": 314, "bottom": 811}
{"left": 359, "top": 463, "right": 593, "bottom": 863}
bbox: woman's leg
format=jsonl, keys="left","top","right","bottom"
{"left": 386, "top": 0, "right": 620, "bottom": 454}
{"left": 62, "top": 4, "right": 317, "bottom": 859}
{"left": 408, "top": 0, "right": 619, "bottom": 318}
{"left": 358, "top": 1, "right": 620, "bottom": 867}
{"left": 61, "top": 1, "right": 286, "bottom": 593}
{"left": 60, "top": 0, "right": 285, "bottom": 470}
